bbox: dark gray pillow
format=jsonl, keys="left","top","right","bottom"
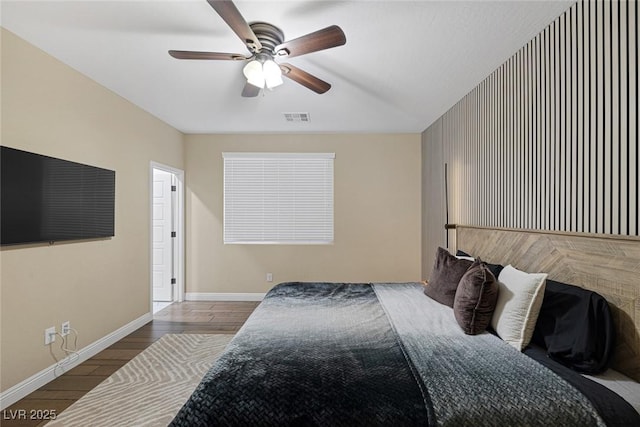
{"left": 424, "top": 247, "right": 473, "bottom": 307}
{"left": 453, "top": 259, "right": 500, "bottom": 335}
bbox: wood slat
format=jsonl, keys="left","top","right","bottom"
{"left": 422, "top": 0, "right": 639, "bottom": 240}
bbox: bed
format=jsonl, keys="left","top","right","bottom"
{"left": 171, "top": 227, "right": 640, "bottom": 426}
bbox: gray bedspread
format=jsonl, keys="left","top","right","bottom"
{"left": 170, "top": 282, "right": 630, "bottom": 426}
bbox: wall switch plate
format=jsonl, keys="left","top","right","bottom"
{"left": 266, "top": 273, "right": 273, "bottom": 282}
{"left": 45, "top": 327, "right": 56, "bottom": 345}
{"left": 61, "top": 321, "right": 71, "bottom": 336}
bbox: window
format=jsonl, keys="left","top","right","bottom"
{"left": 223, "top": 152, "right": 334, "bottom": 244}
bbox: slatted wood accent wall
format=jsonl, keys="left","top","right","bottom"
{"left": 422, "top": 0, "right": 638, "bottom": 271}
{"left": 457, "top": 225, "right": 640, "bottom": 383}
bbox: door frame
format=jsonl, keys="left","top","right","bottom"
{"left": 150, "top": 161, "right": 185, "bottom": 308}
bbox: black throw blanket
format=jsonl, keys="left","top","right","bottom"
{"left": 172, "top": 283, "right": 431, "bottom": 426}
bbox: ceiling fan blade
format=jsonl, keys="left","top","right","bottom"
{"left": 279, "top": 63, "right": 331, "bottom": 94}
{"left": 207, "top": 0, "right": 262, "bottom": 52}
{"left": 241, "top": 82, "right": 261, "bottom": 97}
{"left": 169, "top": 50, "right": 247, "bottom": 61}
{"left": 275, "top": 25, "right": 346, "bottom": 58}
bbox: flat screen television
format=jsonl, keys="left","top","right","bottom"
{"left": 1, "top": 146, "right": 115, "bottom": 245}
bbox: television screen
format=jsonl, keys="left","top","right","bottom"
{"left": 1, "top": 146, "right": 115, "bottom": 245}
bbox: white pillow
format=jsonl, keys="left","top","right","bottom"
{"left": 492, "top": 265, "right": 547, "bottom": 351}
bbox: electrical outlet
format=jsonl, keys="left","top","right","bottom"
{"left": 44, "top": 327, "right": 56, "bottom": 345}
{"left": 61, "top": 321, "right": 71, "bottom": 336}
{"left": 266, "top": 273, "right": 273, "bottom": 282}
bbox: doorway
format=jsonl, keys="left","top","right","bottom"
{"left": 150, "top": 162, "right": 184, "bottom": 314}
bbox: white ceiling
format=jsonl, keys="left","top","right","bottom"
{"left": 1, "top": 1, "right": 573, "bottom": 134}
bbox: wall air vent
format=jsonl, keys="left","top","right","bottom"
{"left": 283, "top": 112, "right": 310, "bottom": 122}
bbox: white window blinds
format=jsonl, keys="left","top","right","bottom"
{"left": 223, "top": 152, "right": 334, "bottom": 244}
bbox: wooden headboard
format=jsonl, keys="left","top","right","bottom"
{"left": 455, "top": 225, "right": 640, "bottom": 383}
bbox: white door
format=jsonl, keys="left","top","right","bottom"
{"left": 153, "top": 169, "right": 174, "bottom": 301}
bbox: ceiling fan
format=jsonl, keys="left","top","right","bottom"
{"left": 169, "top": 0, "right": 346, "bottom": 97}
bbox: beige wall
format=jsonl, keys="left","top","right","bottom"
{"left": 0, "top": 29, "right": 184, "bottom": 391}
{"left": 185, "top": 134, "right": 422, "bottom": 294}
{"left": 1, "top": 28, "right": 423, "bottom": 394}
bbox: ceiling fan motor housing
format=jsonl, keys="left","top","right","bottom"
{"left": 249, "top": 22, "right": 285, "bottom": 56}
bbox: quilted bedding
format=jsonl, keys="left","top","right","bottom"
{"left": 171, "top": 282, "right": 639, "bottom": 426}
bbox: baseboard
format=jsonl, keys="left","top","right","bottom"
{"left": 0, "top": 312, "right": 152, "bottom": 410}
{"left": 185, "top": 292, "right": 265, "bottom": 301}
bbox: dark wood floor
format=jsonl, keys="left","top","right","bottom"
{"left": 0, "top": 301, "right": 259, "bottom": 426}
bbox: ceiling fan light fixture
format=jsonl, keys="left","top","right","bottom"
{"left": 263, "top": 59, "right": 283, "bottom": 89}
{"left": 243, "top": 57, "right": 283, "bottom": 90}
{"left": 243, "top": 60, "right": 265, "bottom": 88}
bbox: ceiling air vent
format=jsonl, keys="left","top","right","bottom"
{"left": 284, "top": 112, "right": 310, "bottom": 122}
